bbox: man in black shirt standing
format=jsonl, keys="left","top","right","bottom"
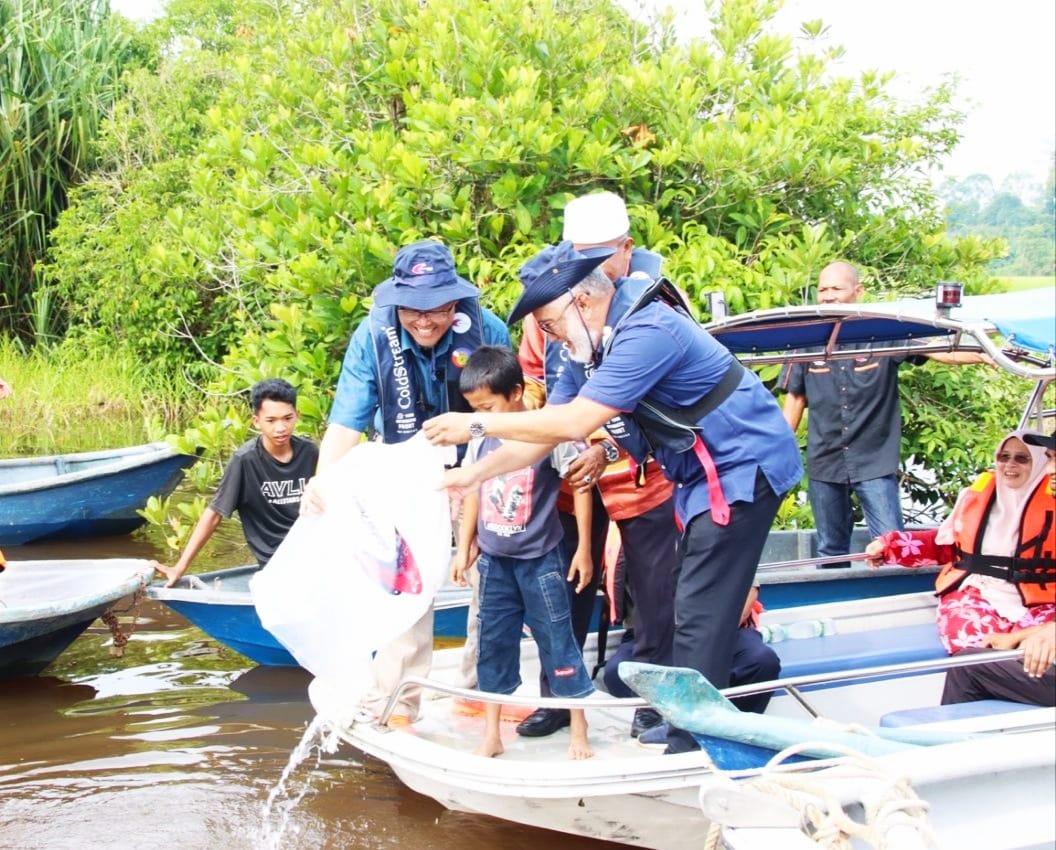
{"left": 780, "top": 262, "right": 987, "bottom": 567}
{"left": 152, "top": 378, "right": 318, "bottom": 585}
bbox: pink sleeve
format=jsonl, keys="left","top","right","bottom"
{"left": 878, "top": 529, "right": 954, "bottom": 567}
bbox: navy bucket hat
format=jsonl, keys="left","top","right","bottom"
{"left": 1023, "top": 432, "right": 1056, "bottom": 451}
{"left": 507, "top": 241, "right": 614, "bottom": 326}
{"left": 372, "top": 240, "right": 479, "bottom": 310}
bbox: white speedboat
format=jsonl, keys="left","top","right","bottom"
{"left": 317, "top": 590, "right": 1054, "bottom": 850}
{"left": 307, "top": 290, "right": 1055, "bottom": 848}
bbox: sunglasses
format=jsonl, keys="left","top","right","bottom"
{"left": 996, "top": 452, "right": 1031, "bottom": 464}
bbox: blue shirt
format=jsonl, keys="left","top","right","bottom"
{"left": 328, "top": 307, "right": 511, "bottom": 435}
{"left": 550, "top": 300, "right": 802, "bottom": 525}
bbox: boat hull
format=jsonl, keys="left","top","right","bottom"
{"left": 150, "top": 566, "right": 477, "bottom": 666}
{"left": 0, "top": 443, "right": 196, "bottom": 545}
{"left": 321, "top": 593, "right": 1055, "bottom": 850}
{"left": 391, "top": 759, "right": 708, "bottom": 850}
{"left": 376, "top": 723, "right": 1055, "bottom": 850}
{"left": 0, "top": 604, "right": 118, "bottom": 678}
{"left": 150, "top": 528, "right": 937, "bottom": 668}
{"left": 0, "top": 559, "right": 155, "bottom": 678}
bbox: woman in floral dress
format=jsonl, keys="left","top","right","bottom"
{"left": 866, "top": 430, "right": 1054, "bottom": 653}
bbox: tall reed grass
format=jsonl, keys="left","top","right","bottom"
{"left": 1, "top": 0, "right": 129, "bottom": 341}
{"left": 0, "top": 339, "right": 198, "bottom": 456}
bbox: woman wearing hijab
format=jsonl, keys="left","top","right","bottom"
{"left": 866, "top": 430, "right": 1055, "bottom": 654}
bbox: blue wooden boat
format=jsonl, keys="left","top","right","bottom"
{"left": 148, "top": 565, "right": 477, "bottom": 666}
{"left": 149, "top": 567, "right": 297, "bottom": 666}
{"left": 0, "top": 442, "right": 197, "bottom": 545}
{"left": 148, "top": 539, "right": 937, "bottom": 667}
{"left": 0, "top": 558, "right": 155, "bottom": 678}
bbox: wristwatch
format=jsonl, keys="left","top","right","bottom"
{"left": 600, "top": 440, "right": 620, "bottom": 464}
{"left": 468, "top": 419, "right": 487, "bottom": 439}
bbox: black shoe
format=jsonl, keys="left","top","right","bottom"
{"left": 631, "top": 707, "right": 664, "bottom": 738}
{"left": 516, "top": 707, "right": 571, "bottom": 737}
{"left": 663, "top": 728, "right": 702, "bottom": 755}
{"left": 637, "top": 722, "right": 670, "bottom": 749}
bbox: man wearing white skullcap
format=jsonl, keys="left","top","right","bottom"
{"left": 563, "top": 191, "right": 641, "bottom": 284}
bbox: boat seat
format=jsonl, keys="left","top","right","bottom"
{"left": 879, "top": 699, "right": 1036, "bottom": 727}
{"left": 775, "top": 622, "right": 946, "bottom": 680}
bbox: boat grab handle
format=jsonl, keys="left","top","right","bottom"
{"left": 377, "top": 649, "right": 1026, "bottom": 726}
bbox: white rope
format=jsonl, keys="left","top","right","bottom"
{"left": 700, "top": 740, "right": 936, "bottom": 849}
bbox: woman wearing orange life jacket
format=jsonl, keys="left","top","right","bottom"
{"left": 866, "top": 430, "right": 1055, "bottom": 654}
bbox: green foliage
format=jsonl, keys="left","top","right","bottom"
{"left": 42, "top": 0, "right": 1020, "bottom": 537}
{"left": 51, "top": 0, "right": 996, "bottom": 363}
{"left": 942, "top": 168, "right": 1056, "bottom": 276}
{"left": 41, "top": 46, "right": 232, "bottom": 374}
{"left": 898, "top": 364, "right": 1028, "bottom": 522}
{"left": 0, "top": 0, "right": 139, "bottom": 342}
{"left": 140, "top": 492, "right": 208, "bottom": 553}
{"left": 996, "top": 276, "right": 1056, "bottom": 292}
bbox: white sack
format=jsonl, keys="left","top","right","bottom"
{"left": 251, "top": 432, "right": 454, "bottom": 717}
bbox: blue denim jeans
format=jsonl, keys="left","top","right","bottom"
{"left": 475, "top": 547, "right": 594, "bottom": 698}
{"left": 808, "top": 475, "right": 905, "bottom": 563}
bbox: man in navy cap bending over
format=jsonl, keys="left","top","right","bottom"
{"left": 425, "top": 241, "right": 802, "bottom": 753}
{"left": 303, "top": 239, "right": 511, "bottom": 724}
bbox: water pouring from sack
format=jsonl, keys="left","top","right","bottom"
{"left": 250, "top": 435, "right": 455, "bottom": 847}
{"left": 257, "top": 714, "right": 330, "bottom": 850}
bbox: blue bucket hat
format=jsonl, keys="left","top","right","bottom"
{"left": 507, "top": 241, "right": 614, "bottom": 326}
{"left": 372, "top": 240, "right": 479, "bottom": 310}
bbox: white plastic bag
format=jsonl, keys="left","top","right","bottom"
{"left": 251, "top": 432, "right": 454, "bottom": 718}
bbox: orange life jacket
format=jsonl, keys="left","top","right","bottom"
{"left": 935, "top": 472, "right": 1056, "bottom": 606}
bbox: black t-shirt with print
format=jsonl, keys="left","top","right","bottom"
{"left": 211, "top": 435, "right": 318, "bottom": 564}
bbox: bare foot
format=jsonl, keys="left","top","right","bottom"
{"left": 567, "top": 735, "right": 593, "bottom": 760}
{"left": 476, "top": 736, "right": 505, "bottom": 758}
{"left": 568, "top": 709, "right": 593, "bottom": 759}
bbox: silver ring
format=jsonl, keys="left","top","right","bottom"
{"left": 583, "top": 475, "right": 593, "bottom": 484}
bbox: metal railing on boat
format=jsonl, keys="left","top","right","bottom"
{"left": 756, "top": 552, "right": 871, "bottom": 572}
{"left": 375, "top": 648, "right": 1030, "bottom": 727}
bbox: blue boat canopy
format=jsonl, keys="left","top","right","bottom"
{"left": 703, "top": 288, "right": 1055, "bottom": 381}
{"left": 955, "top": 289, "right": 1055, "bottom": 355}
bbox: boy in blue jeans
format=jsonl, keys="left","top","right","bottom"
{"left": 450, "top": 346, "right": 595, "bottom": 759}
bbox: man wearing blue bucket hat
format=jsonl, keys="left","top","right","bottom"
{"left": 304, "top": 239, "right": 511, "bottom": 724}
{"left": 322, "top": 239, "right": 510, "bottom": 450}
{"left": 424, "top": 240, "right": 802, "bottom": 754}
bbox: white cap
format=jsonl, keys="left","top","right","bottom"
{"left": 562, "top": 191, "right": 630, "bottom": 245}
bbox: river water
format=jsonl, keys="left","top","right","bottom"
{"left": 0, "top": 527, "right": 624, "bottom": 850}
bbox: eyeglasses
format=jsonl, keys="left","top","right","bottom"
{"left": 397, "top": 304, "right": 455, "bottom": 322}
{"left": 996, "top": 452, "right": 1031, "bottom": 464}
{"left": 537, "top": 293, "right": 576, "bottom": 337}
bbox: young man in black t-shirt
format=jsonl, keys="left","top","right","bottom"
{"left": 152, "top": 378, "right": 318, "bottom": 586}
